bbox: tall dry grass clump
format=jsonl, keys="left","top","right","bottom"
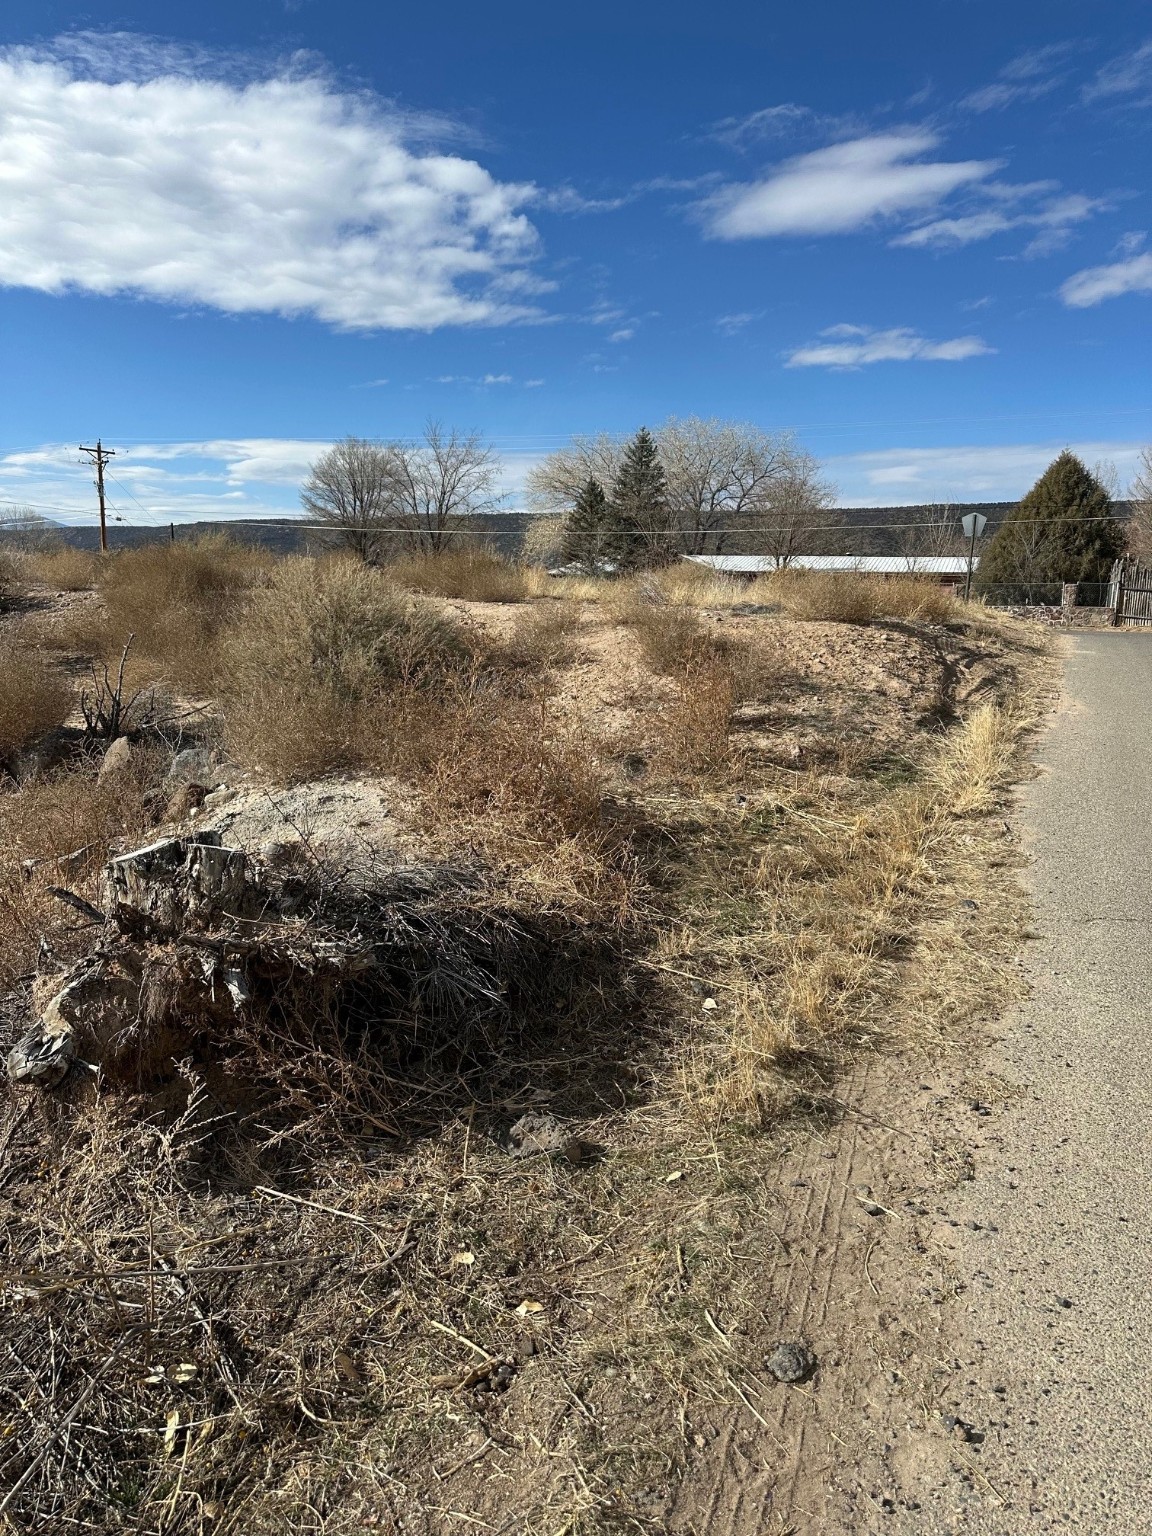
{"left": 25, "top": 545, "right": 100, "bottom": 592}
{"left": 221, "top": 557, "right": 466, "bottom": 779}
{"left": 384, "top": 548, "right": 543, "bottom": 602}
{"left": 99, "top": 535, "right": 270, "bottom": 687}
{"left": 763, "top": 569, "right": 959, "bottom": 625}
{"left": 0, "top": 640, "right": 72, "bottom": 768}
{"left": 0, "top": 549, "right": 17, "bottom": 606}
{"left": 0, "top": 751, "right": 164, "bottom": 986}
{"left": 617, "top": 592, "right": 783, "bottom": 779}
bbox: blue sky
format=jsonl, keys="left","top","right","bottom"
{"left": 0, "top": 0, "right": 1149, "bottom": 523}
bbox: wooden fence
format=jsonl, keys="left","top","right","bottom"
{"left": 1109, "top": 556, "right": 1152, "bottom": 627}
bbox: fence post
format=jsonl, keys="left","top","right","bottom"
{"left": 1111, "top": 557, "right": 1125, "bottom": 627}
{"left": 1061, "top": 583, "right": 1078, "bottom": 624}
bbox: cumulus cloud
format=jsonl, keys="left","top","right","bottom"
{"left": 1059, "top": 252, "right": 1152, "bottom": 306}
{"left": 785, "top": 324, "right": 994, "bottom": 369}
{"left": 0, "top": 37, "right": 545, "bottom": 330}
{"left": 700, "top": 131, "right": 998, "bottom": 239}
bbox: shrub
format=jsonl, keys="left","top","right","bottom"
{"left": 657, "top": 657, "right": 739, "bottom": 779}
{"left": 0, "top": 551, "right": 17, "bottom": 606}
{"left": 491, "top": 602, "right": 582, "bottom": 672}
{"left": 221, "top": 558, "right": 467, "bottom": 779}
{"left": 765, "top": 569, "right": 881, "bottom": 624}
{"left": 383, "top": 549, "right": 539, "bottom": 603}
{"left": 616, "top": 595, "right": 730, "bottom": 674}
{"left": 0, "top": 641, "right": 72, "bottom": 767}
{"left": 27, "top": 545, "right": 99, "bottom": 592}
{"left": 874, "top": 578, "right": 958, "bottom": 623}
{"left": 99, "top": 536, "right": 270, "bottom": 688}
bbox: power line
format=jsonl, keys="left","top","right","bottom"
{"left": 207, "top": 515, "right": 1132, "bottom": 536}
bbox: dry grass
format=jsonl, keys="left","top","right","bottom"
{"left": 0, "top": 749, "right": 166, "bottom": 987}
{"left": 98, "top": 536, "right": 271, "bottom": 688}
{"left": 761, "top": 568, "right": 959, "bottom": 625}
{"left": 24, "top": 545, "right": 101, "bottom": 592}
{"left": 0, "top": 550, "right": 18, "bottom": 605}
{"left": 221, "top": 557, "right": 467, "bottom": 780}
{"left": 0, "top": 567, "right": 1053, "bottom": 1535}
{"left": 384, "top": 549, "right": 547, "bottom": 603}
{"left": 0, "top": 639, "right": 73, "bottom": 768}
{"left": 677, "top": 689, "right": 1039, "bottom": 1123}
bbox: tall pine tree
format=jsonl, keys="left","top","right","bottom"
{"left": 611, "top": 427, "right": 674, "bottom": 569}
{"left": 975, "top": 451, "right": 1123, "bottom": 600}
{"left": 560, "top": 476, "right": 625, "bottom": 573}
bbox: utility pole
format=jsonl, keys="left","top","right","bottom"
{"left": 79, "top": 440, "right": 115, "bottom": 554}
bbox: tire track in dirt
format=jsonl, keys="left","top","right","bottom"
{"left": 669, "top": 1042, "right": 999, "bottom": 1536}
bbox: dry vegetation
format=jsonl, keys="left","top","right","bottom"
{"left": 0, "top": 542, "right": 1051, "bottom": 1534}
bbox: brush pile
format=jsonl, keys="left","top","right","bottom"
{"left": 6, "top": 831, "right": 531, "bottom": 1127}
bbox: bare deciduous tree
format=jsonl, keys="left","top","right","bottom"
{"left": 659, "top": 417, "right": 818, "bottom": 555}
{"left": 300, "top": 438, "right": 396, "bottom": 562}
{"left": 1126, "top": 449, "right": 1152, "bottom": 559}
{"left": 383, "top": 423, "right": 501, "bottom": 554}
{"left": 743, "top": 455, "right": 840, "bottom": 567}
{"left": 891, "top": 502, "right": 965, "bottom": 564}
{"left": 526, "top": 418, "right": 839, "bottom": 563}
{"left": 518, "top": 512, "right": 568, "bottom": 568}
{"left": 525, "top": 434, "right": 624, "bottom": 515}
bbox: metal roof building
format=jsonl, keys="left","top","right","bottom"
{"left": 685, "top": 553, "right": 976, "bottom": 579}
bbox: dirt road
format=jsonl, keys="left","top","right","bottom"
{"left": 895, "top": 631, "right": 1152, "bottom": 1531}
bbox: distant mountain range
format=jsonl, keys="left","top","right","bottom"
{"left": 14, "top": 502, "right": 1133, "bottom": 560}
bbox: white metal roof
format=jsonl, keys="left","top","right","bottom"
{"left": 686, "top": 553, "right": 976, "bottom": 575}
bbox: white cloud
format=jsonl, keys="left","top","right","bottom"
{"left": 704, "top": 102, "right": 865, "bottom": 149}
{"left": 785, "top": 324, "right": 994, "bottom": 369}
{"left": 960, "top": 43, "right": 1073, "bottom": 112}
{"left": 895, "top": 189, "right": 1103, "bottom": 253}
{"left": 608, "top": 327, "right": 635, "bottom": 343}
{"left": 1059, "top": 252, "right": 1152, "bottom": 306}
{"left": 830, "top": 439, "right": 1147, "bottom": 504}
{"left": 0, "top": 437, "right": 559, "bottom": 524}
{"left": 701, "top": 130, "right": 998, "bottom": 239}
{"left": 0, "top": 38, "right": 545, "bottom": 330}
{"left": 1083, "top": 40, "right": 1152, "bottom": 103}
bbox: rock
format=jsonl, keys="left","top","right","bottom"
{"left": 164, "top": 748, "right": 224, "bottom": 793}
{"left": 506, "top": 1112, "right": 567, "bottom": 1158}
{"left": 97, "top": 735, "right": 132, "bottom": 784}
{"left": 765, "top": 1341, "right": 817, "bottom": 1383}
{"left": 854, "top": 1183, "right": 884, "bottom": 1217}
{"left": 201, "top": 785, "right": 236, "bottom": 812}
{"left": 7, "top": 1020, "right": 75, "bottom": 1087}
{"left": 164, "top": 783, "right": 207, "bottom": 822}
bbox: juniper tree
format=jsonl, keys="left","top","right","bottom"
{"left": 611, "top": 427, "right": 674, "bottom": 568}
{"left": 975, "top": 451, "right": 1123, "bottom": 600}
{"left": 560, "top": 476, "right": 624, "bottom": 573}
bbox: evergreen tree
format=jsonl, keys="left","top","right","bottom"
{"left": 560, "top": 476, "right": 625, "bottom": 572}
{"left": 975, "top": 451, "right": 1123, "bottom": 600}
{"left": 611, "top": 427, "right": 674, "bottom": 568}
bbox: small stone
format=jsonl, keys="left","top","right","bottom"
{"left": 97, "top": 735, "right": 132, "bottom": 784}
{"left": 164, "top": 747, "right": 223, "bottom": 792}
{"left": 1056, "top": 1296, "right": 1073, "bottom": 1309}
{"left": 765, "top": 1341, "right": 817, "bottom": 1384}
